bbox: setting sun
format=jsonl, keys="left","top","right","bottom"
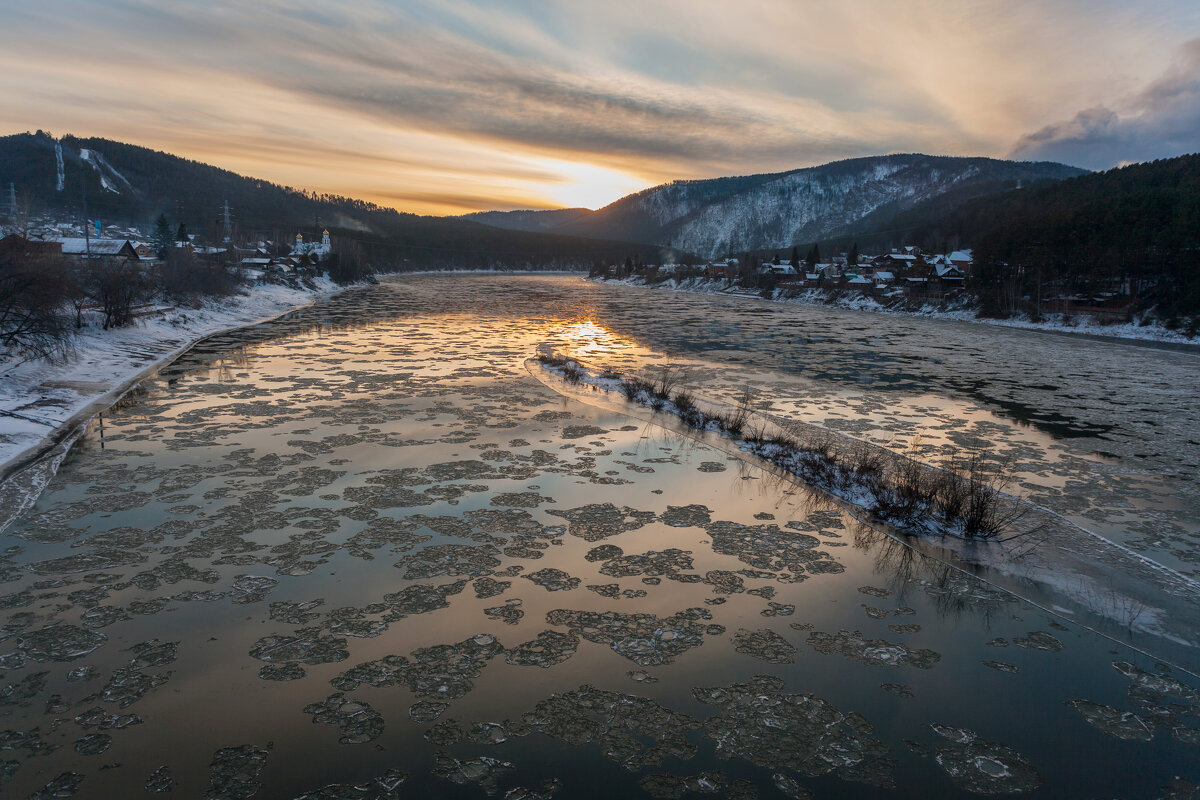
{"left": 522, "top": 157, "right": 651, "bottom": 210}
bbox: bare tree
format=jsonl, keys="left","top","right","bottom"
{"left": 84, "top": 256, "right": 149, "bottom": 329}
{"left": 0, "top": 239, "right": 73, "bottom": 363}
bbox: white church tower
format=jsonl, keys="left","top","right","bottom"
{"left": 322, "top": 229, "right": 330, "bottom": 249}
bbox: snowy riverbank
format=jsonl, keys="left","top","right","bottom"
{"left": 0, "top": 277, "right": 339, "bottom": 484}
{"left": 594, "top": 275, "right": 1200, "bottom": 346}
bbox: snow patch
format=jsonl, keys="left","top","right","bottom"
{"left": 78, "top": 148, "right": 127, "bottom": 194}
{"left": 54, "top": 142, "right": 65, "bottom": 192}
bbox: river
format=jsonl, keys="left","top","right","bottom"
{"left": 0, "top": 274, "right": 1196, "bottom": 798}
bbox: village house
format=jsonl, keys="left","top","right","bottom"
{"left": 53, "top": 237, "right": 140, "bottom": 262}
{"left": 129, "top": 241, "right": 156, "bottom": 259}
{"left": 879, "top": 252, "right": 918, "bottom": 270}
{"left": 759, "top": 261, "right": 793, "bottom": 275}
{"left": 705, "top": 258, "right": 740, "bottom": 279}
{"left": 948, "top": 249, "right": 974, "bottom": 274}
{"left": 934, "top": 262, "right": 966, "bottom": 284}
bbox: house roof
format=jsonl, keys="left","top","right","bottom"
{"left": 53, "top": 237, "right": 134, "bottom": 256}
{"left": 873, "top": 271, "right": 895, "bottom": 281}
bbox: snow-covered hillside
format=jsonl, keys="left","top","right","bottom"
{"left": 469, "top": 155, "right": 1087, "bottom": 258}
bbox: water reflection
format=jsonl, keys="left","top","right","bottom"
{"left": 0, "top": 275, "right": 1195, "bottom": 799}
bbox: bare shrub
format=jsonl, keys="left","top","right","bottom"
{"left": 81, "top": 257, "right": 151, "bottom": 330}
{"left": 743, "top": 425, "right": 769, "bottom": 446}
{"left": 720, "top": 389, "right": 754, "bottom": 435}
{"left": 873, "top": 453, "right": 929, "bottom": 522}
{"left": 157, "top": 248, "right": 239, "bottom": 301}
{"left": 931, "top": 470, "right": 968, "bottom": 523}
{"left": 535, "top": 352, "right": 584, "bottom": 383}
{"left": 653, "top": 366, "right": 682, "bottom": 401}
{"left": 850, "top": 445, "right": 885, "bottom": 480}
{"left": 960, "top": 455, "right": 1020, "bottom": 537}
{"left": 537, "top": 353, "right": 570, "bottom": 368}
{"left": 560, "top": 362, "right": 584, "bottom": 383}
{"left": 619, "top": 376, "right": 653, "bottom": 401}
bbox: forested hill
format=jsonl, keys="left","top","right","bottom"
{"left": 466, "top": 155, "right": 1087, "bottom": 258}
{"left": 0, "top": 131, "right": 673, "bottom": 268}
{"left": 943, "top": 155, "right": 1200, "bottom": 317}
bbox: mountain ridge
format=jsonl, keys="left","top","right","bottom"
{"left": 465, "top": 154, "right": 1088, "bottom": 258}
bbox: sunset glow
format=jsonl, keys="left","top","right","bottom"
{"left": 2, "top": 1, "right": 1198, "bottom": 213}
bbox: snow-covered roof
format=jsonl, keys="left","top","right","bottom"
{"left": 54, "top": 237, "right": 133, "bottom": 256}
{"left": 948, "top": 249, "right": 974, "bottom": 262}
{"left": 240, "top": 258, "right": 271, "bottom": 265}
{"left": 935, "top": 264, "right": 964, "bottom": 278}
{"left": 887, "top": 253, "right": 917, "bottom": 261}
{"left": 846, "top": 276, "right": 872, "bottom": 285}
{"left": 873, "top": 271, "right": 895, "bottom": 281}
{"left": 805, "top": 273, "right": 820, "bottom": 280}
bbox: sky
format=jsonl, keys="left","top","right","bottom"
{"left": 2, "top": 0, "right": 1198, "bottom": 215}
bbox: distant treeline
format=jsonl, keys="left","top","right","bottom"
{"left": 946, "top": 155, "right": 1200, "bottom": 319}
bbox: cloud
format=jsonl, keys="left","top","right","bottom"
{"left": 3, "top": 1, "right": 1200, "bottom": 211}
{"left": 1010, "top": 37, "right": 1200, "bottom": 169}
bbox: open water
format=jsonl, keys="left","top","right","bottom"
{"left": 0, "top": 274, "right": 1196, "bottom": 798}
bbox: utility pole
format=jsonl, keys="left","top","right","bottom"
{"left": 5, "top": 183, "right": 15, "bottom": 221}
{"left": 222, "top": 199, "right": 233, "bottom": 244}
{"left": 82, "top": 171, "right": 91, "bottom": 261}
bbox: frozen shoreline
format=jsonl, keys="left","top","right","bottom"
{"left": 0, "top": 278, "right": 339, "bottom": 523}
{"left": 593, "top": 275, "right": 1200, "bottom": 347}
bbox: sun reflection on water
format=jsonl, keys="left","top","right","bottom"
{"left": 546, "top": 318, "right": 644, "bottom": 362}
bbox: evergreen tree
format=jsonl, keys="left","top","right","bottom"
{"left": 789, "top": 246, "right": 800, "bottom": 273}
{"left": 175, "top": 223, "right": 188, "bottom": 243}
{"left": 847, "top": 242, "right": 859, "bottom": 267}
{"left": 152, "top": 214, "right": 172, "bottom": 259}
{"left": 806, "top": 243, "right": 820, "bottom": 267}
